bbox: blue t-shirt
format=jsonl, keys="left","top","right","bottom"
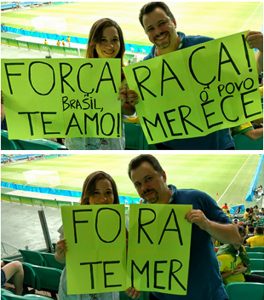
{"left": 144, "top": 32, "right": 234, "bottom": 150}
{"left": 151, "top": 185, "right": 230, "bottom": 300}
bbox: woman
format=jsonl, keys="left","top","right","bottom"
{"left": 55, "top": 171, "right": 120, "bottom": 299}
{"left": 65, "top": 18, "right": 137, "bottom": 150}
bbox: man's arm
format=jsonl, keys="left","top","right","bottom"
{"left": 186, "top": 209, "right": 242, "bottom": 244}
{"left": 246, "top": 31, "right": 263, "bottom": 74}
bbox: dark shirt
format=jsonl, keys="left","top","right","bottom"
{"left": 144, "top": 32, "right": 235, "bottom": 150}
{"left": 151, "top": 184, "right": 230, "bottom": 300}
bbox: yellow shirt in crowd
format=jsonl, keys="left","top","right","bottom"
{"left": 246, "top": 235, "right": 264, "bottom": 247}
{"left": 217, "top": 254, "right": 245, "bottom": 285}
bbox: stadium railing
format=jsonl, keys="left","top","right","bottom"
{"left": 225, "top": 282, "right": 264, "bottom": 300}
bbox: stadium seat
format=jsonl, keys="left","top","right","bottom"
{"left": 233, "top": 134, "right": 263, "bottom": 150}
{"left": 29, "top": 265, "right": 62, "bottom": 295}
{"left": 249, "top": 259, "right": 264, "bottom": 270}
{"left": 246, "top": 246, "right": 264, "bottom": 253}
{"left": 247, "top": 252, "right": 264, "bottom": 259}
{"left": 22, "top": 262, "right": 37, "bottom": 290}
{"left": 251, "top": 270, "right": 264, "bottom": 276}
{"left": 1, "top": 131, "right": 19, "bottom": 150}
{"left": 23, "top": 295, "right": 51, "bottom": 300}
{"left": 124, "top": 123, "right": 156, "bottom": 150}
{"left": 14, "top": 138, "right": 67, "bottom": 150}
{"left": 225, "top": 282, "right": 264, "bottom": 300}
{"left": 19, "top": 250, "right": 46, "bottom": 266}
{"left": 38, "top": 252, "right": 64, "bottom": 270}
{"left": 1, "top": 130, "right": 67, "bottom": 150}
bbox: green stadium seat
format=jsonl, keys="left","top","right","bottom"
{"left": 23, "top": 295, "right": 51, "bottom": 299}
{"left": 225, "top": 282, "right": 264, "bottom": 300}
{"left": 1, "top": 131, "right": 19, "bottom": 150}
{"left": 29, "top": 265, "right": 62, "bottom": 295}
{"left": 246, "top": 246, "right": 264, "bottom": 253}
{"left": 249, "top": 259, "right": 264, "bottom": 270}
{"left": 251, "top": 270, "right": 264, "bottom": 276}
{"left": 1, "top": 130, "right": 67, "bottom": 150}
{"left": 38, "top": 252, "right": 64, "bottom": 270}
{"left": 15, "top": 138, "right": 67, "bottom": 150}
{"left": 120, "top": 291, "right": 149, "bottom": 300}
{"left": 19, "top": 250, "right": 46, "bottom": 267}
{"left": 247, "top": 252, "right": 264, "bottom": 259}
{"left": 124, "top": 122, "right": 156, "bottom": 150}
{"left": 233, "top": 134, "right": 263, "bottom": 150}
{"left": 22, "top": 262, "right": 37, "bottom": 290}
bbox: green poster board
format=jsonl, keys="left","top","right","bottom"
{"left": 1, "top": 58, "right": 121, "bottom": 139}
{"left": 127, "top": 204, "right": 192, "bottom": 295}
{"left": 124, "top": 32, "right": 262, "bottom": 144}
{"left": 61, "top": 205, "right": 126, "bottom": 294}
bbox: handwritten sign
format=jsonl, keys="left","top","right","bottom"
{"left": 123, "top": 32, "right": 262, "bottom": 144}
{"left": 61, "top": 205, "right": 126, "bottom": 294}
{"left": 126, "top": 204, "right": 192, "bottom": 295}
{"left": 1, "top": 58, "right": 121, "bottom": 139}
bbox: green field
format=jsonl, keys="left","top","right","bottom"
{"left": 1, "top": 1, "right": 263, "bottom": 44}
{"left": 1, "top": 154, "right": 262, "bottom": 207}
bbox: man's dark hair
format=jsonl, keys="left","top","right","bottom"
{"left": 255, "top": 226, "right": 263, "bottom": 235}
{"left": 128, "top": 154, "right": 164, "bottom": 179}
{"left": 139, "top": 2, "right": 176, "bottom": 28}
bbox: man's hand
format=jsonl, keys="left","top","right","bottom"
{"left": 119, "top": 82, "right": 139, "bottom": 115}
{"left": 185, "top": 209, "right": 210, "bottom": 231}
{"left": 246, "top": 31, "right": 263, "bottom": 52}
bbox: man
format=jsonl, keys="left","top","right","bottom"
{"left": 127, "top": 154, "right": 241, "bottom": 300}
{"left": 120, "top": 1, "right": 263, "bottom": 150}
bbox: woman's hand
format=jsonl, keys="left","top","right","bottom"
{"left": 55, "top": 239, "right": 67, "bottom": 263}
{"left": 126, "top": 287, "right": 141, "bottom": 299}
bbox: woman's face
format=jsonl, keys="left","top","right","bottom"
{"left": 95, "top": 26, "right": 120, "bottom": 58}
{"left": 89, "top": 178, "right": 115, "bottom": 205}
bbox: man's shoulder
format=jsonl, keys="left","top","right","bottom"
{"left": 182, "top": 33, "right": 213, "bottom": 48}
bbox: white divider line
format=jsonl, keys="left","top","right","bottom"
{"left": 217, "top": 155, "right": 252, "bottom": 203}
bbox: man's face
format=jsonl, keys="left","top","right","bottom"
{"left": 142, "top": 7, "right": 177, "bottom": 51}
{"left": 130, "top": 161, "right": 168, "bottom": 204}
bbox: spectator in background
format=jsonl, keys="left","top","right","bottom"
{"left": 56, "top": 40, "right": 61, "bottom": 47}
{"left": 1, "top": 260, "right": 24, "bottom": 295}
{"left": 221, "top": 203, "right": 229, "bottom": 213}
{"left": 65, "top": 18, "right": 137, "bottom": 150}
{"left": 44, "top": 38, "right": 48, "bottom": 45}
{"left": 127, "top": 154, "right": 241, "bottom": 300}
{"left": 231, "top": 122, "right": 263, "bottom": 141}
{"left": 217, "top": 226, "right": 264, "bottom": 284}
{"left": 246, "top": 226, "right": 264, "bottom": 247}
{"left": 66, "top": 36, "right": 71, "bottom": 47}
